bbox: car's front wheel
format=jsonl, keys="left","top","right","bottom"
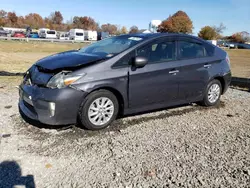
{"left": 201, "top": 79, "right": 222, "bottom": 106}
{"left": 79, "top": 90, "right": 119, "bottom": 130}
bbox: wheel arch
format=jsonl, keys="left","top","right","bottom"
{"left": 88, "top": 86, "right": 125, "bottom": 116}
{"left": 211, "top": 76, "right": 226, "bottom": 94}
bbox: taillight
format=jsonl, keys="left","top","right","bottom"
{"left": 226, "top": 54, "right": 230, "bottom": 66}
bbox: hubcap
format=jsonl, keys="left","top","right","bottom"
{"left": 88, "top": 97, "right": 114, "bottom": 126}
{"left": 208, "top": 83, "right": 220, "bottom": 103}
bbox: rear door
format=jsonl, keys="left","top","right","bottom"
{"left": 128, "top": 37, "right": 180, "bottom": 108}
{"left": 177, "top": 38, "right": 216, "bottom": 102}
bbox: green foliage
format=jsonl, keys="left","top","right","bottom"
{"left": 198, "top": 26, "right": 217, "bottom": 40}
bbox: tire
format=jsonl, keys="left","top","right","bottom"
{"left": 79, "top": 89, "right": 119, "bottom": 130}
{"left": 200, "top": 79, "right": 222, "bottom": 107}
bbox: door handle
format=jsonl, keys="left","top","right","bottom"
{"left": 204, "top": 64, "right": 211, "bottom": 68}
{"left": 169, "top": 70, "right": 179, "bottom": 75}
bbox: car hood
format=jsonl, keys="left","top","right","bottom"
{"left": 35, "top": 50, "right": 105, "bottom": 71}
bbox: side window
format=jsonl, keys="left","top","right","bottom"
{"left": 113, "top": 50, "right": 135, "bottom": 67}
{"left": 179, "top": 41, "right": 205, "bottom": 59}
{"left": 137, "top": 40, "right": 176, "bottom": 64}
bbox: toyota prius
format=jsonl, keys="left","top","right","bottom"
{"left": 19, "top": 33, "right": 231, "bottom": 130}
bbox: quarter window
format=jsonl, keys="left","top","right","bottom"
{"left": 137, "top": 40, "right": 176, "bottom": 64}
{"left": 113, "top": 51, "right": 135, "bottom": 67}
{"left": 179, "top": 41, "right": 205, "bottom": 59}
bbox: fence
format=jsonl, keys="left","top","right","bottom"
{"left": 0, "top": 36, "right": 93, "bottom": 44}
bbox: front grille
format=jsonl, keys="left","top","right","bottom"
{"left": 23, "top": 65, "right": 52, "bottom": 87}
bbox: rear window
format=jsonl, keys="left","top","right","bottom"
{"left": 76, "top": 32, "right": 83, "bottom": 36}
{"left": 47, "top": 31, "right": 56, "bottom": 34}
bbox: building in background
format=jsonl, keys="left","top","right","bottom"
{"left": 149, "top": 20, "right": 162, "bottom": 33}
{"left": 138, "top": 29, "right": 151, "bottom": 33}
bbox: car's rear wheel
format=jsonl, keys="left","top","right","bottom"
{"left": 201, "top": 79, "right": 222, "bottom": 106}
{"left": 79, "top": 90, "right": 119, "bottom": 130}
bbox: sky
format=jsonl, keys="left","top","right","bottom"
{"left": 1, "top": 0, "right": 250, "bottom": 36}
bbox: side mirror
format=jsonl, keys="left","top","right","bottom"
{"left": 133, "top": 56, "right": 148, "bottom": 68}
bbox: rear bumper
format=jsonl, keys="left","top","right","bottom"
{"left": 19, "top": 84, "right": 87, "bottom": 125}
{"left": 222, "top": 71, "right": 232, "bottom": 94}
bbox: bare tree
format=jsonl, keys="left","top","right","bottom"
{"left": 213, "top": 23, "right": 226, "bottom": 35}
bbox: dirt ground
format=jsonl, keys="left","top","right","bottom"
{"left": 0, "top": 87, "right": 250, "bottom": 187}
{"left": 0, "top": 41, "right": 250, "bottom": 187}
{"left": 0, "top": 41, "right": 250, "bottom": 77}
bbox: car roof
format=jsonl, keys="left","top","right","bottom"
{"left": 120, "top": 33, "right": 201, "bottom": 41}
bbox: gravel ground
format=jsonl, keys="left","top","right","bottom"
{"left": 0, "top": 87, "right": 250, "bottom": 188}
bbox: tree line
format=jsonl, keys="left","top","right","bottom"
{"left": 0, "top": 9, "right": 249, "bottom": 43}
{"left": 0, "top": 10, "right": 131, "bottom": 35}
{"left": 157, "top": 10, "right": 249, "bottom": 43}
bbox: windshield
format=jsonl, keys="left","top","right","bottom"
{"left": 79, "top": 36, "right": 144, "bottom": 57}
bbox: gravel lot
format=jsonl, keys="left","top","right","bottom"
{"left": 0, "top": 87, "right": 250, "bottom": 188}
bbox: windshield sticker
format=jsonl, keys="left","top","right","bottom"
{"left": 128, "top": 37, "right": 143, "bottom": 41}
{"left": 106, "top": 54, "right": 114, "bottom": 57}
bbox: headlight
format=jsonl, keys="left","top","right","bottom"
{"left": 46, "top": 72, "right": 84, "bottom": 89}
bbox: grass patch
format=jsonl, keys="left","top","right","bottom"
{"left": 0, "top": 40, "right": 86, "bottom": 53}
{"left": 0, "top": 41, "right": 89, "bottom": 73}
{"left": 225, "top": 49, "right": 250, "bottom": 78}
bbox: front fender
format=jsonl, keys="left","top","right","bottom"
{"left": 72, "top": 77, "right": 129, "bottom": 108}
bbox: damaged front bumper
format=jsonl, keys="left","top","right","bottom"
{"left": 18, "top": 84, "right": 87, "bottom": 125}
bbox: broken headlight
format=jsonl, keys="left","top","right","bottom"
{"left": 46, "top": 72, "right": 85, "bottom": 89}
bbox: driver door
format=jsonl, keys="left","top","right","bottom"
{"left": 128, "top": 37, "right": 180, "bottom": 109}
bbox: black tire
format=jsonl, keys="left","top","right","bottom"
{"left": 200, "top": 79, "right": 222, "bottom": 107}
{"left": 78, "top": 89, "right": 119, "bottom": 130}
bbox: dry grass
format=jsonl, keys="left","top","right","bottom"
{"left": 0, "top": 40, "right": 85, "bottom": 53}
{"left": 0, "top": 41, "right": 87, "bottom": 73}
{"left": 0, "top": 41, "right": 249, "bottom": 78}
{"left": 225, "top": 49, "right": 250, "bottom": 78}
{"left": 0, "top": 52, "right": 49, "bottom": 73}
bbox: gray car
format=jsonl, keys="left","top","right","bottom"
{"left": 19, "top": 33, "right": 231, "bottom": 130}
